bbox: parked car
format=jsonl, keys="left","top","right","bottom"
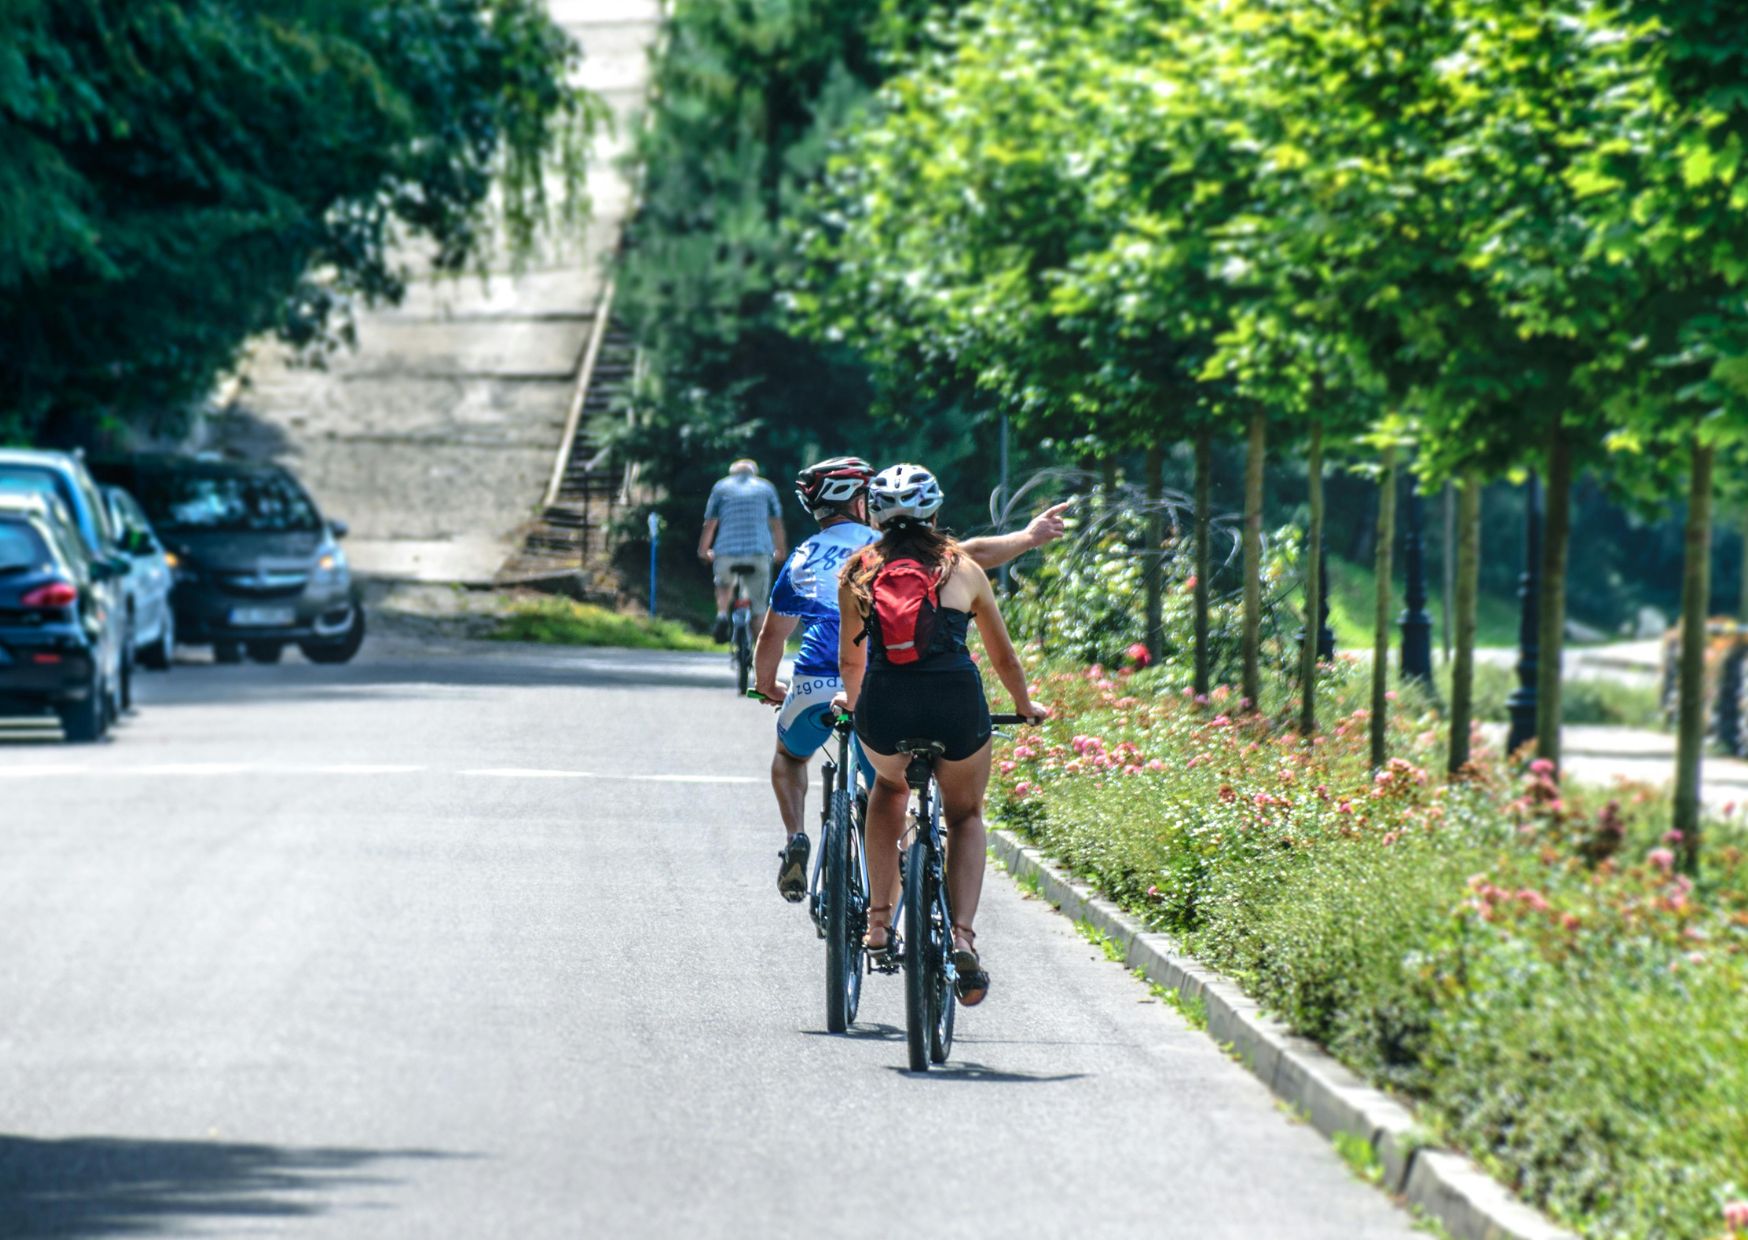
{"left": 0, "top": 449, "right": 132, "bottom": 715}
{"left": 0, "top": 492, "right": 130, "bottom": 741}
{"left": 89, "top": 456, "right": 365, "bottom": 664}
{"left": 103, "top": 485, "right": 177, "bottom": 671}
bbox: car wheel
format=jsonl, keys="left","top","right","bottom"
{"left": 59, "top": 676, "right": 107, "bottom": 743}
{"left": 246, "top": 640, "right": 285, "bottom": 664}
{"left": 119, "top": 641, "right": 135, "bottom": 712}
{"left": 213, "top": 641, "right": 243, "bottom": 665}
{"left": 299, "top": 607, "right": 366, "bottom": 665}
{"left": 140, "top": 616, "right": 174, "bottom": 671}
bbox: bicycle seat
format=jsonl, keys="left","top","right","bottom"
{"left": 897, "top": 738, "right": 946, "bottom": 790}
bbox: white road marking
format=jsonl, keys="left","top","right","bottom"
{"left": 460, "top": 767, "right": 595, "bottom": 779}
{"left": 629, "top": 773, "right": 763, "bottom": 785}
{"left": 0, "top": 762, "right": 762, "bottom": 785}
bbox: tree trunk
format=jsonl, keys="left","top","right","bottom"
{"left": 1442, "top": 483, "right": 1454, "bottom": 664}
{"left": 1739, "top": 504, "right": 1748, "bottom": 624}
{"left": 1675, "top": 440, "right": 1714, "bottom": 872}
{"left": 1144, "top": 440, "right": 1165, "bottom": 662}
{"left": 1300, "top": 425, "right": 1325, "bottom": 736}
{"left": 1241, "top": 411, "right": 1266, "bottom": 710}
{"left": 1535, "top": 424, "right": 1573, "bottom": 769}
{"left": 1371, "top": 446, "right": 1398, "bottom": 769}
{"left": 1449, "top": 476, "right": 1482, "bottom": 775}
{"left": 1194, "top": 426, "right": 1212, "bottom": 696}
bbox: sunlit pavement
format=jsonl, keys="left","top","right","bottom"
{"left": 0, "top": 636, "right": 1416, "bottom": 1238}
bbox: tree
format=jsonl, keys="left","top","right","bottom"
{"left": 0, "top": 0, "right": 597, "bottom": 443}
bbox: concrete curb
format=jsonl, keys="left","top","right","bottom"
{"left": 989, "top": 829, "right": 1578, "bottom": 1240}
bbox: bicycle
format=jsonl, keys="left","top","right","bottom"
{"left": 723, "top": 560, "right": 760, "bottom": 696}
{"left": 808, "top": 711, "right": 869, "bottom": 1033}
{"left": 893, "top": 712, "right": 1037, "bottom": 1072}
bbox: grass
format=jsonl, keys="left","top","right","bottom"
{"left": 1075, "top": 918, "right": 1126, "bottom": 962}
{"left": 492, "top": 596, "right": 717, "bottom": 652}
{"left": 1332, "top": 1131, "right": 1386, "bottom": 1186}
{"left": 1325, "top": 553, "right": 1521, "bottom": 653}
{"left": 1147, "top": 977, "right": 1209, "bottom": 1030}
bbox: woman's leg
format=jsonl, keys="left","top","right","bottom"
{"left": 862, "top": 748, "right": 912, "bottom": 949}
{"left": 933, "top": 739, "right": 993, "bottom": 954}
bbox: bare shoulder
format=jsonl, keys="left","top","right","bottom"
{"left": 953, "top": 551, "right": 991, "bottom": 587}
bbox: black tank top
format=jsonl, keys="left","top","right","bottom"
{"left": 869, "top": 604, "right": 975, "bottom": 673}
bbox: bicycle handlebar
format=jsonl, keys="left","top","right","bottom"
{"left": 989, "top": 713, "right": 1045, "bottom": 726}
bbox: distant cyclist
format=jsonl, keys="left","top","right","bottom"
{"left": 755, "top": 457, "right": 1067, "bottom": 907}
{"left": 833, "top": 463, "right": 1048, "bottom": 1007}
{"left": 698, "top": 459, "right": 786, "bottom": 643}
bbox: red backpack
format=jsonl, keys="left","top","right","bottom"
{"left": 867, "top": 557, "right": 941, "bottom": 666}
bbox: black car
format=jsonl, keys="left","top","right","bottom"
{"left": 0, "top": 492, "right": 130, "bottom": 741}
{"left": 90, "top": 456, "right": 365, "bottom": 665}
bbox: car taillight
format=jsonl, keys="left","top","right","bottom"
{"left": 22, "top": 581, "right": 77, "bottom": 608}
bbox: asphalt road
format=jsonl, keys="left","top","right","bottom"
{"left": 0, "top": 636, "right": 1417, "bottom": 1239}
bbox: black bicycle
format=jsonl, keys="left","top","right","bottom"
{"left": 724, "top": 561, "right": 759, "bottom": 696}
{"left": 808, "top": 711, "right": 869, "bottom": 1033}
{"left": 894, "top": 713, "right": 1036, "bottom": 1072}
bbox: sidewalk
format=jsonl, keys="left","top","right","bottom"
{"left": 1484, "top": 723, "right": 1748, "bottom": 811}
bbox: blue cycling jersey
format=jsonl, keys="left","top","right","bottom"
{"left": 769, "top": 520, "right": 881, "bottom": 676}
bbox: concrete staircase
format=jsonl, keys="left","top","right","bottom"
{"left": 212, "top": 1, "right": 660, "bottom": 590}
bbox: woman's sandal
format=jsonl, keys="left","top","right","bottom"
{"left": 865, "top": 906, "right": 900, "bottom": 971}
{"left": 951, "top": 924, "right": 990, "bottom": 1006}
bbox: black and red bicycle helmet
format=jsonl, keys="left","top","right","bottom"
{"left": 795, "top": 456, "right": 875, "bottom": 517}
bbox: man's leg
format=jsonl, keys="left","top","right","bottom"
{"left": 772, "top": 677, "right": 832, "bottom": 902}
{"left": 771, "top": 743, "right": 809, "bottom": 837}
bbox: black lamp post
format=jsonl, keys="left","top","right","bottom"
{"left": 1506, "top": 476, "right": 1542, "bottom": 754}
{"left": 1399, "top": 476, "right": 1433, "bottom": 685}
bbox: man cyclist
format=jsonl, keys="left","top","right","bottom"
{"left": 755, "top": 456, "right": 1068, "bottom": 901}
{"left": 698, "top": 459, "right": 786, "bottom": 643}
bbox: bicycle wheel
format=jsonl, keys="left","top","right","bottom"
{"left": 928, "top": 798, "right": 956, "bottom": 1064}
{"left": 902, "top": 838, "right": 936, "bottom": 1072}
{"left": 734, "top": 624, "right": 751, "bottom": 696}
{"left": 824, "top": 787, "right": 863, "bottom": 1032}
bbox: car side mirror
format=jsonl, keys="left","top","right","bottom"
{"left": 91, "top": 557, "right": 129, "bottom": 582}
{"left": 123, "top": 528, "right": 153, "bottom": 555}
{"left": 328, "top": 518, "right": 349, "bottom": 539}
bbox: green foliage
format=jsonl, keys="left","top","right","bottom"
{"left": 0, "top": 0, "right": 598, "bottom": 445}
{"left": 991, "top": 659, "right": 1748, "bottom": 1238}
{"left": 493, "top": 596, "right": 715, "bottom": 652}
{"left": 613, "top": 0, "right": 1002, "bottom": 538}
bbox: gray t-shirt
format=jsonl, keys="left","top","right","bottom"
{"left": 705, "top": 474, "right": 781, "bottom": 556}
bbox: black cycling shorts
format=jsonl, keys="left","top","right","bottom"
{"left": 854, "top": 667, "right": 992, "bottom": 763}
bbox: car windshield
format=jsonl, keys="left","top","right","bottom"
{"left": 0, "top": 521, "right": 49, "bottom": 574}
{"left": 134, "top": 470, "right": 322, "bottom": 533}
{"left": 0, "top": 466, "right": 64, "bottom": 506}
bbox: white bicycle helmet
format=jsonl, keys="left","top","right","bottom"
{"left": 868, "top": 463, "right": 945, "bottom": 528}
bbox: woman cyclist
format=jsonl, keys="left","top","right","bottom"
{"left": 832, "top": 464, "right": 1047, "bottom": 1006}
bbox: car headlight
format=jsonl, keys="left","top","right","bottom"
{"left": 313, "top": 547, "right": 349, "bottom": 585}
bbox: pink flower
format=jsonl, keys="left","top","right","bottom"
{"left": 1516, "top": 889, "right": 1551, "bottom": 913}
{"left": 999, "top": 761, "right": 1016, "bottom": 775}
{"left": 1648, "top": 847, "right": 1675, "bottom": 871}
{"left": 1064, "top": 760, "right": 1084, "bottom": 775}
{"left": 1663, "top": 829, "right": 1684, "bottom": 845}
{"left": 1529, "top": 758, "right": 1556, "bottom": 777}
{"left": 1727, "top": 802, "right": 1740, "bottom": 818}
{"left": 1013, "top": 744, "right": 1037, "bottom": 761}
{"left": 1124, "top": 764, "right": 1142, "bottom": 776}
{"left": 1211, "top": 714, "right": 1231, "bottom": 728}
{"left": 1561, "top": 912, "right": 1581, "bottom": 931}
{"left": 1147, "top": 758, "right": 1166, "bottom": 771}
{"left": 1723, "top": 1200, "right": 1748, "bottom": 1230}
{"left": 1686, "top": 950, "right": 1706, "bottom": 966}
{"left": 1013, "top": 782, "right": 1034, "bottom": 799}
{"left": 1126, "top": 641, "right": 1152, "bottom": 668}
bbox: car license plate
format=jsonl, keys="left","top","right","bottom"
{"left": 229, "top": 607, "right": 296, "bottom": 627}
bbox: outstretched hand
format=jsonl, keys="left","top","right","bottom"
{"left": 1024, "top": 501, "right": 1073, "bottom": 549}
